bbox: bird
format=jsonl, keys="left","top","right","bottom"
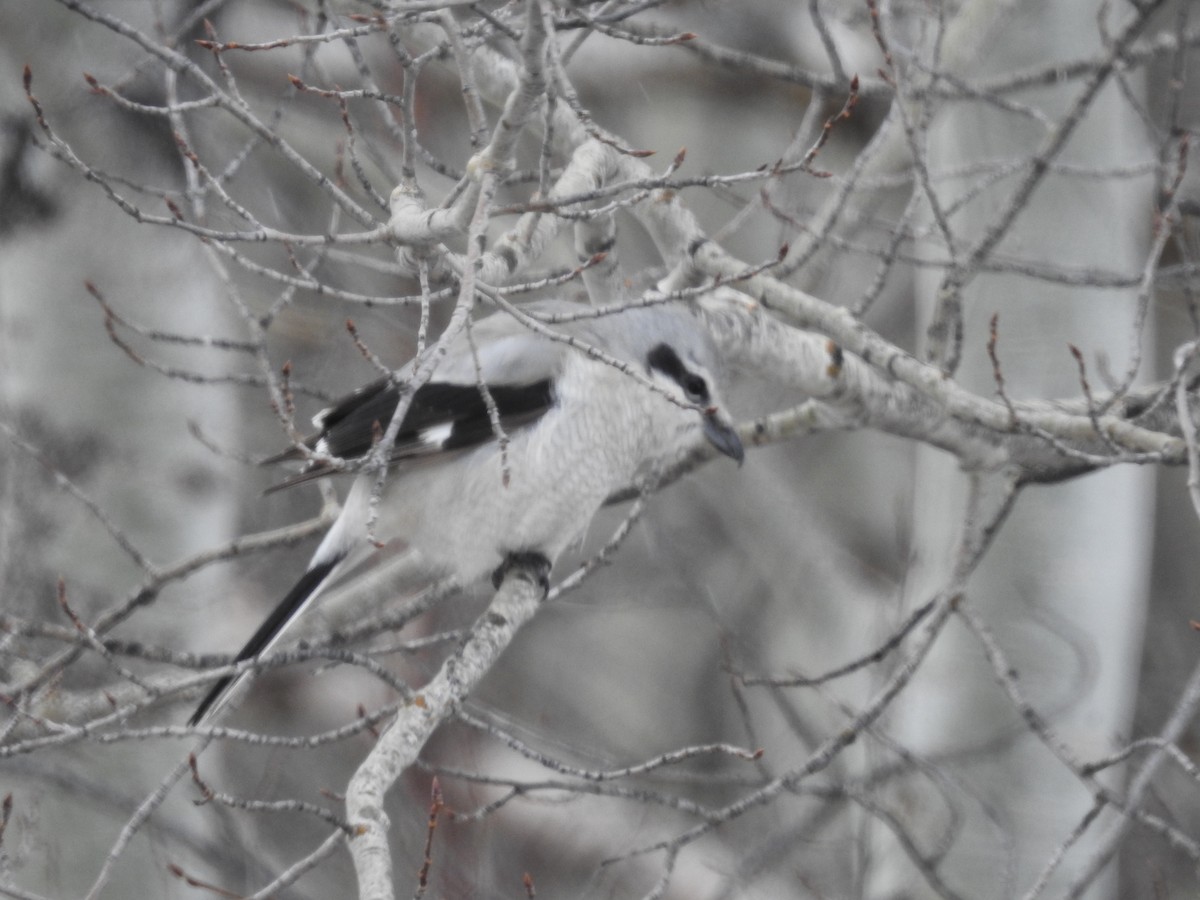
{"left": 188, "top": 299, "right": 743, "bottom": 725}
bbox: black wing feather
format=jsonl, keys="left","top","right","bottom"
{"left": 264, "top": 377, "right": 555, "bottom": 490}
{"left": 414, "top": 381, "right": 555, "bottom": 451}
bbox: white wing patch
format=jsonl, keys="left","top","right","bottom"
{"left": 417, "top": 422, "right": 454, "bottom": 449}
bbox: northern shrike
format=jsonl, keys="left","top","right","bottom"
{"left": 189, "top": 299, "right": 742, "bottom": 724}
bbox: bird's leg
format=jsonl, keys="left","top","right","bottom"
{"left": 491, "top": 550, "right": 552, "bottom": 594}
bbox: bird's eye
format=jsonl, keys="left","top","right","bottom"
{"left": 681, "top": 373, "right": 709, "bottom": 403}
{"left": 647, "top": 344, "right": 710, "bottom": 404}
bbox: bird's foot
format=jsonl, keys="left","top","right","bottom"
{"left": 492, "top": 551, "right": 552, "bottom": 594}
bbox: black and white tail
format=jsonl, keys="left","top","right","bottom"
{"left": 188, "top": 551, "right": 348, "bottom": 725}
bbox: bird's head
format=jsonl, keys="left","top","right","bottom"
{"left": 644, "top": 340, "right": 743, "bottom": 466}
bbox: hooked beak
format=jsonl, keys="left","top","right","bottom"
{"left": 703, "top": 410, "right": 744, "bottom": 466}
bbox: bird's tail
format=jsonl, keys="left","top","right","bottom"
{"left": 188, "top": 552, "right": 347, "bottom": 726}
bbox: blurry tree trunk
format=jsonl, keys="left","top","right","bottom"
{"left": 869, "top": 2, "right": 1157, "bottom": 897}
{"left": 0, "top": 3, "right": 242, "bottom": 608}
{"left": 0, "top": 13, "right": 242, "bottom": 892}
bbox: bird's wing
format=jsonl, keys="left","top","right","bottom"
{"left": 262, "top": 308, "right": 623, "bottom": 490}
{"left": 265, "top": 373, "right": 557, "bottom": 491}
{"left": 320, "top": 376, "right": 557, "bottom": 461}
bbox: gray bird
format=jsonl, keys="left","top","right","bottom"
{"left": 189, "top": 299, "right": 743, "bottom": 724}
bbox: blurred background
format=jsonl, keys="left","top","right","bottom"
{"left": 2, "top": 1, "right": 1199, "bottom": 898}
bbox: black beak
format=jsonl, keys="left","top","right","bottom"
{"left": 703, "top": 412, "right": 744, "bottom": 466}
